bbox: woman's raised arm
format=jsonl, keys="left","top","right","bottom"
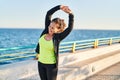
{"left": 57, "top": 6, "right": 74, "bottom": 41}
{"left": 45, "top": 5, "right": 60, "bottom": 29}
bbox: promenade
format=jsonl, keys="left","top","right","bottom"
{"left": 86, "top": 62, "right": 120, "bottom": 80}
{"left": 0, "top": 44, "right": 120, "bottom": 80}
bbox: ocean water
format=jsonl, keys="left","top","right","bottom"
{"left": 0, "top": 28, "right": 120, "bottom": 65}
{"left": 1, "top": 28, "right": 120, "bottom": 48}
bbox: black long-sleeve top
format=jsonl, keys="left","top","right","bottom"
{"left": 35, "top": 5, "right": 74, "bottom": 66}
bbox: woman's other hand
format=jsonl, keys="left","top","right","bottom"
{"left": 34, "top": 53, "right": 39, "bottom": 60}
{"left": 60, "top": 5, "right": 72, "bottom": 14}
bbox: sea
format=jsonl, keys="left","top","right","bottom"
{"left": 0, "top": 28, "right": 120, "bottom": 65}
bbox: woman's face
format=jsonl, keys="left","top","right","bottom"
{"left": 48, "top": 22, "right": 60, "bottom": 35}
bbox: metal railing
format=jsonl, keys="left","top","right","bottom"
{"left": 60, "top": 37, "right": 120, "bottom": 53}
{"left": 0, "top": 37, "right": 120, "bottom": 64}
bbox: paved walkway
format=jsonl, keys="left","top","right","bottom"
{"left": 20, "top": 62, "right": 120, "bottom": 80}
{"left": 86, "top": 62, "right": 120, "bottom": 80}
{"left": 1, "top": 44, "right": 120, "bottom": 80}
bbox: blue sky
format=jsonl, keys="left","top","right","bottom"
{"left": 0, "top": 0, "right": 120, "bottom": 30}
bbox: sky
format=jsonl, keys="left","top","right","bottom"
{"left": 0, "top": 0, "right": 120, "bottom": 30}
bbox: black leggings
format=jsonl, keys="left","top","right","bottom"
{"left": 38, "top": 62, "right": 58, "bottom": 80}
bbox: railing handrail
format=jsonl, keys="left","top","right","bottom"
{"left": 0, "top": 36, "right": 120, "bottom": 63}
{"left": 0, "top": 45, "right": 35, "bottom": 51}
{"left": 0, "top": 36, "right": 120, "bottom": 51}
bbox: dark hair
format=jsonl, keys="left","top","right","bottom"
{"left": 52, "top": 18, "right": 66, "bottom": 33}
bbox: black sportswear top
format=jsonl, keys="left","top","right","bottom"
{"left": 35, "top": 5, "right": 74, "bottom": 66}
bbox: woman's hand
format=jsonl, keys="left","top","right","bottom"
{"left": 60, "top": 5, "right": 72, "bottom": 14}
{"left": 34, "top": 53, "right": 40, "bottom": 60}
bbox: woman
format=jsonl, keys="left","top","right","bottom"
{"left": 35, "top": 5, "right": 74, "bottom": 80}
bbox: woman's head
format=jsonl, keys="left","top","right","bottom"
{"left": 48, "top": 18, "right": 66, "bottom": 35}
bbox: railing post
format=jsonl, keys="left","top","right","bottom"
{"left": 72, "top": 42, "right": 76, "bottom": 53}
{"left": 109, "top": 38, "right": 112, "bottom": 45}
{"left": 94, "top": 39, "right": 98, "bottom": 48}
